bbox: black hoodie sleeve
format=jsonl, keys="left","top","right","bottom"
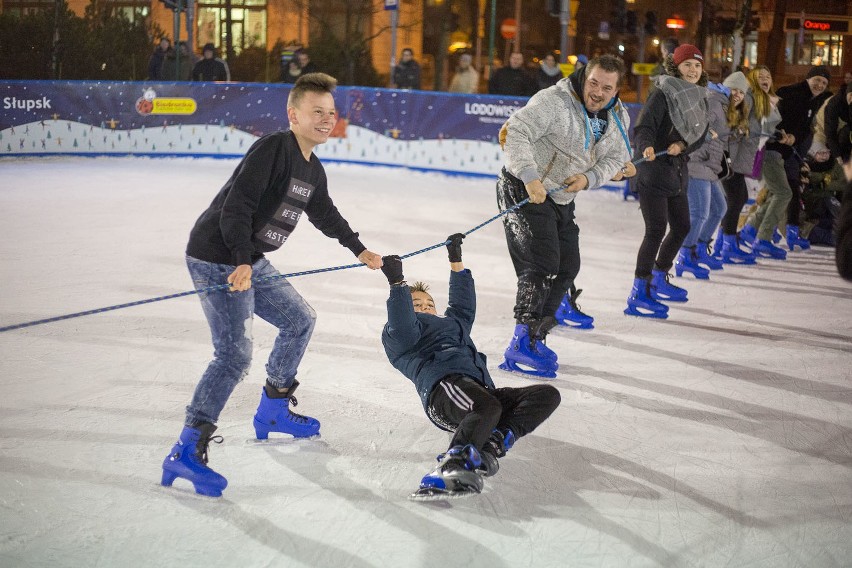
{"left": 304, "top": 169, "right": 366, "bottom": 257}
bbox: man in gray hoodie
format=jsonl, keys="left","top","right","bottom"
{"left": 496, "top": 54, "right": 634, "bottom": 377}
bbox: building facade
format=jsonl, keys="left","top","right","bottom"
{"left": 0, "top": 0, "right": 423, "bottom": 82}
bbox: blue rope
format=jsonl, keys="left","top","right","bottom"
{"left": 1, "top": 155, "right": 659, "bottom": 334}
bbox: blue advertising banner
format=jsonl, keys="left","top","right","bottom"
{"left": 0, "top": 80, "right": 641, "bottom": 178}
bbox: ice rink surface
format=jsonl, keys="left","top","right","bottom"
{"left": 1, "top": 157, "right": 850, "bottom": 567}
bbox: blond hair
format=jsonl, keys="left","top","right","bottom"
{"left": 747, "top": 66, "right": 775, "bottom": 120}
{"left": 726, "top": 93, "right": 750, "bottom": 135}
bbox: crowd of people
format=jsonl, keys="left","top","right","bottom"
{"left": 147, "top": 38, "right": 230, "bottom": 82}
{"left": 157, "top": 39, "right": 852, "bottom": 499}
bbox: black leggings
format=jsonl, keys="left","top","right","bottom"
{"left": 427, "top": 374, "right": 561, "bottom": 452}
{"left": 721, "top": 173, "right": 748, "bottom": 235}
{"left": 635, "top": 189, "right": 690, "bottom": 278}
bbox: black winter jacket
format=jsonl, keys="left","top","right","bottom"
{"left": 488, "top": 67, "right": 537, "bottom": 97}
{"left": 632, "top": 89, "right": 708, "bottom": 196}
{"left": 392, "top": 60, "right": 421, "bottom": 90}
{"left": 824, "top": 91, "right": 852, "bottom": 161}
{"left": 382, "top": 270, "right": 494, "bottom": 421}
{"left": 767, "top": 81, "right": 832, "bottom": 159}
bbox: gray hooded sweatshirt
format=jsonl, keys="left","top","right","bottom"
{"left": 501, "top": 75, "right": 632, "bottom": 205}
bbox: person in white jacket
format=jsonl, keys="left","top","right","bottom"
{"left": 496, "top": 54, "right": 634, "bottom": 377}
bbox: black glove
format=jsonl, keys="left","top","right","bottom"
{"left": 381, "top": 255, "right": 404, "bottom": 285}
{"left": 446, "top": 233, "right": 465, "bottom": 263}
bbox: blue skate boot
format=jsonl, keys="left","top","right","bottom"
{"left": 253, "top": 380, "right": 320, "bottom": 440}
{"left": 531, "top": 317, "right": 559, "bottom": 362}
{"left": 753, "top": 239, "right": 787, "bottom": 260}
{"left": 415, "top": 444, "right": 484, "bottom": 497}
{"left": 711, "top": 228, "right": 724, "bottom": 259}
{"left": 624, "top": 277, "right": 669, "bottom": 319}
{"left": 739, "top": 224, "right": 757, "bottom": 249}
{"left": 696, "top": 240, "right": 724, "bottom": 270}
{"left": 161, "top": 423, "right": 228, "bottom": 497}
{"left": 785, "top": 225, "right": 811, "bottom": 251}
{"left": 772, "top": 228, "right": 782, "bottom": 244}
{"left": 675, "top": 246, "right": 710, "bottom": 279}
{"left": 651, "top": 269, "right": 688, "bottom": 302}
{"left": 499, "top": 323, "right": 558, "bottom": 379}
{"left": 721, "top": 233, "right": 757, "bottom": 264}
{"left": 478, "top": 428, "right": 516, "bottom": 477}
{"left": 554, "top": 285, "right": 594, "bottom": 329}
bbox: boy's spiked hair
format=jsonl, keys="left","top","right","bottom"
{"left": 287, "top": 72, "right": 337, "bottom": 108}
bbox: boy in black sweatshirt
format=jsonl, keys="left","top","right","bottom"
{"left": 162, "top": 73, "right": 383, "bottom": 497}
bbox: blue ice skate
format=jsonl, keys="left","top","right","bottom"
{"left": 624, "top": 277, "right": 669, "bottom": 319}
{"left": 554, "top": 286, "right": 594, "bottom": 329}
{"left": 675, "top": 246, "right": 710, "bottom": 279}
{"left": 739, "top": 224, "right": 757, "bottom": 248}
{"left": 696, "top": 240, "right": 724, "bottom": 270}
{"left": 720, "top": 234, "right": 757, "bottom": 264}
{"left": 785, "top": 225, "right": 811, "bottom": 251}
{"left": 498, "top": 324, "right": 558, "bottom": 379}
{"left": 161, "top": 423, "right": 228, "bottom": 497}
{"left": 413, "top": 444, "right": 484, "bottom": 499}
{"left": 478, "top": 428, "right": 516, "bottom": 477}
{"left": 753, "top": 239, "right": 787, "bottom": 260}
{"left": 651, "top": 269, "right": 688, "bottom": 302}
{"left": 253, "top": 380, "right": 320, "bottom": 440}
{"left": 711, "top": 228, "right": 724, "bottom": 258}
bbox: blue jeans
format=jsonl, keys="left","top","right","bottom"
{"left": 185, "top": 256, "right": 316, "bottom": 426}
{"left": 684, "top": 178, "right": 727, "bottom": 247}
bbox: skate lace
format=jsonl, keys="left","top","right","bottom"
{"left": 198, "top": 434, "right": 224, "bottom": 465}
{"left": 287, "top": 396, "right": 311, "bottom": 424}
{"left": 569, "top": 287, "right": 586, "bottom": 313}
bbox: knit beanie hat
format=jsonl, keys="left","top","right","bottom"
{"left": 806, "top": 65, "right": 830, "bottom": 81}
{"left": 722, "top": 71, "right": 750, "bottom": 93}
{"left": 672, "top": 44, "right": 704, "bottom": 66}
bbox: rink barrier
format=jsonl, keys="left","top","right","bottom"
{"left": 0, "top": 150, "right": 664, "bottom": 334}
{"left": 0, "top": 80, "right": 642, "bottom": 185}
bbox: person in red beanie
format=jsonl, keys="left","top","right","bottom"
{"left": 624, "top": 44, "right": 710, "bottom": 318}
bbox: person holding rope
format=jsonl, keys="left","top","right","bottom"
{"left": 496, "top": 53, "right": 634, "bottom": 377}
{"left": 162, "top": 73, "right": 383, "bottom": 497}
{"left": 624, "top": 44, "right": 710, "bottom": 318}
{"left": 379, "top": 235, "right": 561, "bottom": 498}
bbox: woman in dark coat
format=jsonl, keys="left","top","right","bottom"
{"left": 625, "top": 45, "right": 710, "bottom": 318}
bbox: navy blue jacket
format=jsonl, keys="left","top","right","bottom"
{"left": 381, "top": 270, "right": 494, "bottom": 418}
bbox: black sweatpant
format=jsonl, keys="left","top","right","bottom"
{"left": 497, "top": 168, "right": 581, "bottom": 323}
{"left": 635, "top": 189, "right": 690, "bottom": 278}
{"left": 426, "top": 374, "right": 561, "bottom": 452}
{"left": 721, "top": 173, "right": 748, "bottom": 235}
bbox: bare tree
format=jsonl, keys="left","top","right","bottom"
{"left": 288, "top": 0, "right": 418, "bottom": 86}
{"left": 763, "top": 0, "right": 787, "bottom": 76}
{"left": 731, "top": 0, "right": 753, "bottom": 71}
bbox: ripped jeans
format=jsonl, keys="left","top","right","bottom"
{"left": 184, "top": 256, "right": 316, "bottom": 427}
